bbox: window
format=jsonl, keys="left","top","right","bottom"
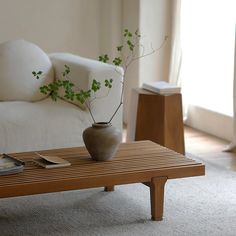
{"left": 181, "top": 0, "right": 235, "bottom": 116}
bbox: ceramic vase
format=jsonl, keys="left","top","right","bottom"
{"left": 82, "top": 122, "right": 122, "bottom": 161}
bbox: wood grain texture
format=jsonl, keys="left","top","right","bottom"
{"left": 128, "top": 89, "right": 185, "bottom": 155}
{"left": 150, "top": 176, "right": 167, "bottom": 221}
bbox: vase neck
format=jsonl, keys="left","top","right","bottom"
{"left": 92, "top": 122, "right": 112, "bottom": 128}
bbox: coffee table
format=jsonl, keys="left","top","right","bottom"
{"left": 0, "top": 141, "right": 205, "bottom": 221}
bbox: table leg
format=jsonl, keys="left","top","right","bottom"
{"left": 104, "top": 186, "right": 115, "bottom": 192}
{"left": 150, "top": 176, "right": 167, "bottom": 221}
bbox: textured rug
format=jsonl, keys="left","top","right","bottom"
{"left": 0, "top": 155, "right": 236, "bottom": 236}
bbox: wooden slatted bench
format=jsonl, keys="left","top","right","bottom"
{"left": 0, "top": 141, "right": 205, "bottom": 221}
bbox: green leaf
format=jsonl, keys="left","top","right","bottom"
{"left": 117, "top": 45, "right": 123, "bottom": 52}
{"left": 98, "top": 54, "right": 109, "bottom": 63}
{"left": 51, "top": 92, "right": 58, "bottom": 101}
{"left": 124, "top": 29, "right": 129, "bottom": 37}
{"left": 62, "top": 65, "right": 70, "bottom": 77}
{"left": 40, "top": 86, "right": 49, "bottom": 95}
{"left": 76, "top": 90, "right": 91, "bottom": 104}
{"left": 32, "top": 70, "right": 43, "bottom": 79}
{"left": 135, "top": 29, "right": 141, "bottom": 37}
{"left": 91, "top": 79, "right": 101, "bottom": 92}
{"left": 104, "top": 78, "right": 113, "bottom": 88}
{"left": 112, "top": 57, "right": 122, "bottom": 66}
{"left": 56, "top": 80, "right": 63, "bottom": 86}
{"left": 126, "top": 39, "right": 134, "bottom": 51}
{"left": 64, "top": 90, "right": 75, "bottom": 101}
{"left": 124, "top": 29, "right": 133, "bottom": 38}
{"left": 76, "top": 93, "right": 85, "bottom": 104}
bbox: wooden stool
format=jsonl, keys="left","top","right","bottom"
{"left": 127, "top": 88, "right": 185, "bottom": 154}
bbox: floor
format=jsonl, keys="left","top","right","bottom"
{"left": 184, "top": 126, "right": 236, "bottom": 172}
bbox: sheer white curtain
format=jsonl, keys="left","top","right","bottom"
{"left": 170, "top": 0, "right": 236, "bottom": 144}
{"left": 168, "top": 0, "right": 190, "bottom": 119}
{"left": 168, "top": 0, "right": 182, "bottom": 86}
{"left": 225, "top": 27, "right": 236, "bottom": 151}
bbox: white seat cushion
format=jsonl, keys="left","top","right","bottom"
{"left": 0, "top": 98, "right": 93, "bottom": 153}
{"left": 0, "top": 39, "right": 54, "bottom": 101}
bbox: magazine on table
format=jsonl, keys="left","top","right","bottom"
{"left": 0, "top": 154, "right": 25, "bottom": 176}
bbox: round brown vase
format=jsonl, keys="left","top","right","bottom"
{"left": 82, "top": 122, "right": 122, "bottom": 161}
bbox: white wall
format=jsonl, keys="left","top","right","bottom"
{"left": 0, "top": 0, "right": 173, "bottom": 125}
{"left": 139, "top": 0, "right": 172, "bottom": 86}
{"left": 0, "top": 0, "right": 101, "bottom": 58}
{"left": 122, "top": 0, "right": 140, "bottom": 124}
{"left": 99, "top": 0, "right": 123, "bottom": 59}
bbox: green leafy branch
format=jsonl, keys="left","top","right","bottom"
{"left": 32, "top": 66, "right": 113, "bottom": 123}
{"left": 33, "top": 29, "right": 167, "bottom": 124}
{"left": 98, "top": 29, "right": 168, "bottom": 123}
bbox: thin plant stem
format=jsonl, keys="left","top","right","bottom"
{"left": 42, "top": 32, "right": 169, "bottom": 125}
{"left": 85, "top": 101, "right": 96, "bottom": 123}
{"left": 108, "top": 103, "right": 123, "bottom": 123}
{"left": 57, "top": 95, "right": 82, "bottom": 109}
{"left": 108, "top": 36, "right": 168, "bottom": 123}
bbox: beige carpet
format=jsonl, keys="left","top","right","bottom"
{"left": 0, "top": 156, "right": 236, "bottom": 236}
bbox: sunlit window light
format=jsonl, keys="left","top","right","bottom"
{"left": 181, "top": 0, "right": 235, "bottom": 116}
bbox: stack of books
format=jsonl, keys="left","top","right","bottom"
{"left": 142, "top": 81, "right": 181, "bottom": 95}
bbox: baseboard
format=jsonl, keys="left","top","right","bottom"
{"left": 185, "top": 105, "right": 233, "bottom": 141}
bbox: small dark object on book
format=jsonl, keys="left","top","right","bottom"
{"left": 0, "top": 154, "right": 25, "bottom": 176}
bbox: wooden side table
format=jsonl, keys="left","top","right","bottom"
{"left": 127, "top": 88, "right": 185, "bottom": 154}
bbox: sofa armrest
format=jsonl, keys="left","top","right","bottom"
{"left": 49, "top": 53, "right": 124, "bottom": 130}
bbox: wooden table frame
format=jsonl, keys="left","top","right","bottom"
{"left": 0, "top": 141, "right": 205, "bottom": 221}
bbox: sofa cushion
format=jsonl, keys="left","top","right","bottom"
{"left": 0, "top": 98, "right": 92, "bottom": 153}
{"left": 0, "top": 39, "right": 54, "bottom": 101}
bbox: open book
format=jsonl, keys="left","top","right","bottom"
{"left": 33, "top": 153, "right": 71, "bottom": 169}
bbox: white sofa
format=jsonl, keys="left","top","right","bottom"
{"left": 0, "top": 39, "right": 123, "bottom": 153}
